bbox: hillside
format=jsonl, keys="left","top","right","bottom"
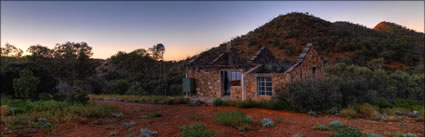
{"left": 198, "top": 12, "right": 424, "bottom": 68}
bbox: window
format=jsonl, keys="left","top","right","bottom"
{"left": 228, "top": 71, "right": 241, "bottom": 86}
{"left": 257, "top": 77, "right": 272, "bottom": 96}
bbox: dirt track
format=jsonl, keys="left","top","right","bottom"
{"left": 28, "top": 100, "right": 424, "bottom": 137}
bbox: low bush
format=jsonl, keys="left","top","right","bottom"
{"left": 212, "top": 99, "right": 229, "bottom": 106}
{"left": 0, "top": 99, "right": 117, "bottom": 130}
{"left": 180, "top": 124, "right": 217, "bottom": 137}
{"left": 340, "top": 108, "right": 358, "bottom": 118}
{"left": 66, "top": 88, "right": 90, "bottom": 104}
{"left": 215, "top": 111, "right": 251, "bottom": 128}
{"left": 375, "top": 98, "right": 393, "bottom": 108}
{"left": 358, "top": 103, "right": 380, "bottom": 118}
{"left": 312, "top": 123, "right": 328, "bottom": 131}
{"left": 365, "top": 133, "right": 382, "bottom": 137}
{"left": 330, "top": 126, "right": 363, "bottom": 137}
{"left": 329, "top": 120, "right": 344, "bottom": 130}
{"left": 394, "top": 99, "right": 423, "bottom": 110}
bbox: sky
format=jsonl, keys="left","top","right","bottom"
{"left": 1, "top": 1, "right": 424, "bottom": 60}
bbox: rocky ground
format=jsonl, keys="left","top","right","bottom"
{"left": 10, "top": 100, "right": 425, "bottom": 137}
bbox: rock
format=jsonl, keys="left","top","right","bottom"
{"left": 261, "top": 118, "right": 274, "bottom": 128}
{"left": 246, "top": 116, "right": 253, "bottom": 123}
{"left": 26, "top": 128, "right": 40, "bottom": 133}
{"left": 395, "top": 111, "right": 405, "bottom": 115}
{"left": 307, "top": 110, "right": 317, "bottom": 116}
{"left": 140, "top": 128, "right": 157, "bottom": 137}
{"left": 327, "top": 107, "right": 339, "bottom": 115}
{"left": 372, "top": 114, "right": 383, "bottom": 121}
{"left": 112, "top": 113, "right": 124, "bottom": 118}
{"left": 121, "top": 121, "right": 136, "bottom": 127}
{"left": 408, "top": 111, "right": 419, "bottom": 118}
{"left": 37, "top": 118, "right": 48, "bottom": 125}
{"left": 188, "top": 99, "right": 202, "bottom": 106}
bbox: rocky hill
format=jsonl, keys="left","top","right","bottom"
{"left": 198, "top": 12, "right": 424, "bottom": 68}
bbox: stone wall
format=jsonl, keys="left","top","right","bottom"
{"left": 186, "top": 68, "right": 221, "bottom": 98}
{"left": 286, "top": 47, "right": 324, "bottom": 83}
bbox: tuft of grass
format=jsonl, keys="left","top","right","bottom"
{"left": 330, "top": 126, "right": 363, "bottom": 137}
{"left": 385, "top": 132, "right": 406, "bottom": 137}
{"left": 329, "top": 120, "right": 344, "bottom": 130}
{"left": 140, "top": 112, "right": 162, "bottom": 119}
{"left": 109, "top": 131, "right": 117, "bottom": 136}
{"left": 215, "top": 111, "right": 251, "bottom": 128}
{"left": 312, "top": 123, "right": 328, "bottom": 131}
{"left": 358, "top": 103, "right": 380, "bottom": 118}
{"left": 340, "top": 108, "right": 358, "bottom": 119}
{"left": 1, "top": 99, "right": 117, "bottom": 131}
{"left": 180, "top": 124, "right": 217, "bottom": 137}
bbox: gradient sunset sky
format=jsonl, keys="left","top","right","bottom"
{"left": 1, "top": 1, "right": 424, "bottom": 60}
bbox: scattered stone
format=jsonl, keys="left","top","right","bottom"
{"left": 307, "top": 110, "right": 317, "bottom": 116}
{"left": 128, "top": 127, "right": 135, "bottom": 131}
{"left": 136, "top": 99, "right": 144, "bottom": 103}
{"left": 261, "top": 118, "right": 274, "bottom": 128}
{"left": 140, "top": 128, "right": 157, "bottom": 137}
{"left": 395, "top": 111, "right": 405, "bottom": 115}
{"left": 246, "top": 116, "right": 253, "bottom": 123}
{"left": 372, "top": 114, "right": 383, "bottom": 121}
{"left": 292, "top": 133, "right": 304, "bottom": 137}
{"left": 327, "top": 107, "right": 339, "bottom": 115}
{"left": 121, "top": 121, "right": 136, "bottom": 127}
{"left": 405, "top": 133, "right": 417, "bottom": 137}
{"left": 37, "top": 118, "right": 48, "bottom": 125}
{"left": 188, "top": 99, "right": 201, "bottom": 106}
{"left": 112, "top": 113, "right": 124, "bottom": 118}
{"left": 408, "top": 111, "right": 419, "bottom": 118}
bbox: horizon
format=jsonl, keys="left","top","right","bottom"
{"left": 1, "top": 1, "right": 424, "bottom": 61}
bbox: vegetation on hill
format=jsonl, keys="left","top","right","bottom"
{"left": 205, "top": 12, "right": 423, "bottom": 67}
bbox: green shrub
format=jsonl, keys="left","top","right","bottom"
{"left": 329, "top": 120, "right": 344, "bottom": 130}
{"left": 358, "top": 103, "right": 379, "bottom": 117}
{"left": 312, "top": 123, "right": 328, "bottom": 131}
{"left": 140, "top": 112, "right": 162, "bottom": 119}
{"left": 385, "top": 132, "right": 406, "bottom": 137}
{"left": 13, "top": 69, "right": 40, "bottom": 100}
{"left": 66, "top": 88, "right": 89, "bottom": 104}
{"left": 365, "top": 133, "right": 382, "bottom": 137}
{"left": 180, "top": 124, "right": 217, "bottom": 137}
{"left": 394, "top": 99, "right": 423, "bottom": 110}
{"left": 330, "top": 126, "right": 363, "bottom": 137}
{"left": 340, "top": 108, "right": 358, "bottom": 118}
{"left": 213, "top": 99, "right": 229, "bottom": 106}
{"left": 109, "top": 131, "right": 117, "bottom": 136}
{"left": 109, "top": 80, "right": 130, "bottom": 94}
{"left": 375, "top": 98, "right": 393, "bottom": 108}
{"left": 215, "top": 111, "right": 251, "bottom": 128}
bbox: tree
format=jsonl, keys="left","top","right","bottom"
{"left": 148, "top": 43, "right": 165, "bottom": 61}
{"left": 2, "top": 62, "right": 58, "bottom": 99}
{"left": 1, "top": 43, "right": 23, "bottom": 57}
{"left": 51, "top": 42, "right": 97, "bottom": 83}
{"left": 13, "top": 69, "right": 40, "bottom": 100}
{"left": 27, "top": 44, "right": 53, "bottom": 58}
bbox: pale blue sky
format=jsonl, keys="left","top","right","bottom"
{"left": 1, "top": 1, "right": 424, "bottom": 60}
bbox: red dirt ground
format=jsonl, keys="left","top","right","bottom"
{"left": 10, "top": 101, "right": 425, "bottom": 137}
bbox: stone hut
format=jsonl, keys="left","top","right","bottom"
{"left": 186, "top": 43, "right": 324, "bottom": 101}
